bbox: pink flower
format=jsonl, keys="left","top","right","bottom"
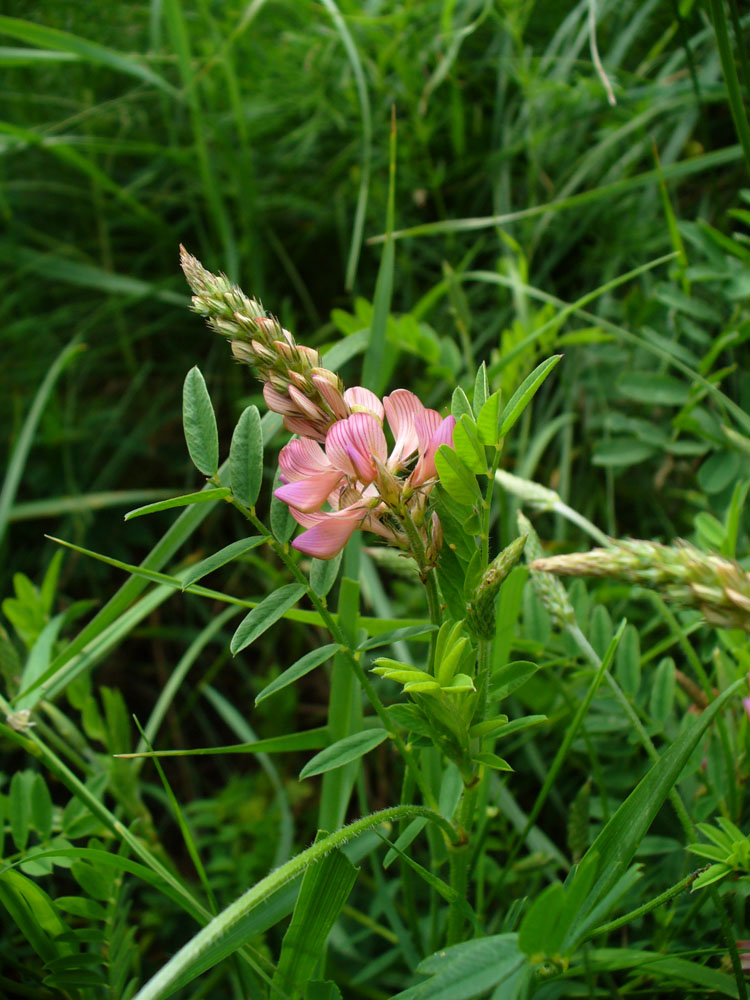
{"left": 274, "top": 387, "right": 456, "bottom": 559}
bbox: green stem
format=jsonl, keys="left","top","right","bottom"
{"left": 446, "top": 783, "right": 477, "bottom": 945}
{"left": 398, "top": 505, "right": 443, "bottom": 671}
{"left": 585, "top": 868, "right": 701, "bottom": 941}
{"left": 475, "top": 637, "right": 493, "bottom": 723}
{"left": 232, "top": 498, "right": 438, "bottom": 810}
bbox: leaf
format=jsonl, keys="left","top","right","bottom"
{"left": 0, "top": 15, "right": 177, "bottom": 94}
{"left": 453, "top": 415, "right": 488, "bottom": 474}
{"left": 255, "top": 644, "right": 339, "bottom": 705}
{"left": 592, "top": 439, "right": 657, "bottom": 467}
{"left": 435, "top": 445, "right": 481, "bottom": 506}
{"left": 270, "top": 467, "right": 297, "bottom": 543}
{"left": 310, "top": 550, "right": 343, "bottom": 597}
{"left": 299, "top": 730, "right": 388, "bottom": 779}
{"left": 490, "top": 661, "right": 539, "bottom": 701}
{"left": 649, "top": 657, "right": 675, "bottom": 724}
{"left": 229, "top": 405, "right": 264, "bottom": 507}
{"left": 499, "top": 355, "right": 562, "bottom": 437}
{"left": 0, "top": 869, "right": 69, "bottom": 963}
{"left": 183, "top": 367, "right": 219, "bottom": 477}
{"left": 357, "top": 623, "right": 437, "bottom": 650}
{"left": 390, "top": 934, "right": 529, "bottom": 1000}
{"left": 476, "top": 391, "right": 501, "bottom": 446}
{"left": 180, "top": 537, "right": 265, "bottom": 590}
{"left": 272, "top": 833, "right": 357, "bottom": 996}
{"left": 615, "top": 624, "right": 641, "bottom": 697}
{"left": 9, "top": 770, "right": 33, "bottom": 851}
{"left": 519, "top": 882, "right": 566, "bottom": 956}
{"left": 30, "top": 774, "right": 53, "bottom": 841}
{"left": 124, "top": 488, "right": 230, "bottom": 520}
{"left": 451, "top": 386, "right": 474, "bottom": 422}
{"left": 472, "top": 752, "right": 513, "bottom": 772}
{"left": 617, "top": 371, "right": 690, "bottom": 406}
{"left": 472, "top": 363, "right": 489, "bottom": 413}
{"left": 230, "top": 584, "right": 307, "bottom": 655}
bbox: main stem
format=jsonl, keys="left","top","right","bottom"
{"left": 232, "top": 496, "right": 439, "bottom": 810}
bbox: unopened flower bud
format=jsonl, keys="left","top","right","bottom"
{"left": 466, "top": 534, "right": 527, "bottom": 639}
{"left": 374, "top": 457, "right": 402, "bottom": 507}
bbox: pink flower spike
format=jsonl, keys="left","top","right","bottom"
{"left": 411, "top": 414, "right": 456, "bottom": 486}
{"left": 344, "top": 387, "right": 384, "bottom": 422}
{"left": 325, "top": 413, "right": 387, "bottom": 484}
{"left": 291, "top": 506, "right": 366, "bottom": 559}
{"left": 312, "top": 375, "right": 350, "bottom": 420}
{"left": 263, "top": 382, "right": 297, "bottom": 417}
{"left": 384, "top": 389, "right": 424, "bottom": 468}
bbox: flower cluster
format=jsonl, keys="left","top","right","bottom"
{"left": 277, "top": 387, "right": 455, "bottom": 559}
{"left": 181, "top": 247, "right": 456, "bottom": 561}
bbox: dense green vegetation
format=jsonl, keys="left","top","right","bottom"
{"left": 2, "top": 1, "right": 750, "bottom": 997}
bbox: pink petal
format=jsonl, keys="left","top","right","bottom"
{"left": 292, "top": 507, "right": 365, "bottom": 559}
{"left": 279, "top": 438, "right": 334, "bottom": 481}
{"left": 288, "top": 384, "right": 325, "bottom": 421}
{"left": 283, "top": 416, "right": 326, "bottom": 441}
{"left": 411, "top": 414, "right": 456, "bottom": 486}
{"left": 325, "top": 413, "right": 387, "bottom": 484}
{"left": 275, "top": 471, "right": 344, "bottom": 512}
{"left": 384, "top": 389, "right": 424, "bottom": 468}
{"left": 263, "top": 383, "right": 297, "bottom": 417}
{"left": 344, "top": 387, "right": 384, "bottom": 422}
{"left": 312, "top": 375, "right": 350, "bottom": 420}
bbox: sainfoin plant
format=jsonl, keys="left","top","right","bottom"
{"left": 3, "top": 245, "right": 750, "bottom": 999}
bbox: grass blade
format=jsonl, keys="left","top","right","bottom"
{"left": 0, "top": 335, "right": 84, "bottom": 550}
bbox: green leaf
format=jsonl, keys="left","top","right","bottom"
{"left": 499, "top": 355, "right": 562, "bottom": 437}
{"left": 357, "top": 623, "right": 437, "bottom": 650}
{"left": 124, "top": 488, "right": 230, "bottom": 520}
{"left": 299, "top": 729, "right": 388, "bottom": 779}
{"left": 617, "top": 371, "right": 690, "bottom": 406}
{"left": 0, "top": 15, "right": 178, "bottom": 94}
{"left": 229, "top": 405, "right": 264, "bottom": 507}
{"left": 435, "top": 445, "right": 481, "bottom": 506}
{"left": 592, "top": 439, "right": 657, "bottom": 467}
{"left": 453, "top": 415, "right": 487, "bottom": 474}
{"left": 649, "top": 657, "right": 675, "bottom": 724}
{"left": 519, "top": 882, "right": 566, "bottom": 956}
{"left": 451, "top": 386, "right": 474, "bottom": 422}
{"left": 9, "top": 770, "right": 33, "bottom": 851}
{"left": 305, "top": 981, "right": 343, "bottom": 1000}
{"left": 0, "top": 869, "right": 69, "bottom": 963}
{"left": 583, "top": 947, "right": 740, "bottom": 997}
{"left": 615, "top": 624, "right": 641, "bottom": 697}
{"left": 391, "top": 935, "right": 529, "bottom": 1000}
{"left": 30, "top": 774, "right": 53, "bottom": 841}
{"left": 272, "top": 833, "right": 358, "bottom": 997}
{"left": 183, "top": 367, "right": 219, "bottom": 477}
{"left": 472, "top": 363, "right": 489, "bottom": 413}
{"left": 270, "top": 467, "right": 297, "bottom": 543}
{"left": 180, "top": 537, "right": 265, "bottom": 590}
{"left": 472, "top": 752, "right": 513, "bottom": 772}
{"left": 490, "top": 661, "right": 539, "bottom": 701}
{"left": 691, "top": 864, "right": 732, "bottom": 890}
{"left": 310, "top": 550, "right": 343, "bottom": 597}
{"left": 230, "top": 584, "right": 307, "bottom": 655}
{"left": 255, "top": 644, "right": 339, "bottom": 705}
{"left": 476, "top": 391, "right": 501, "bottom": 446}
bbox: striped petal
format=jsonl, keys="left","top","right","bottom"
{"left": 291, "top": 506, "right": 366, "bottom": 559}
{"left": 275, "top": 471, "right": 344, "bottom": 512}
{"left": 411, "top": 414, "right": 456, "bottom": 486}
{"left": 344, "top": 386, "right": 384, "bottom": 422}
{"left": 384, "top": 389, "right": 424, "bottom": 468}
{"left": 278, "top": 438, "right": 334, "bottom": 481}
{"left": 325, "top": 413, "right": 387, "bottom": 484}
